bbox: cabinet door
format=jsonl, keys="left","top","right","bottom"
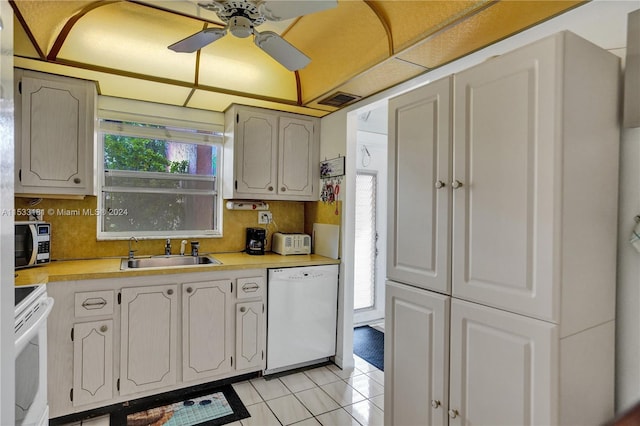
{"left": 385, "top": 281, "right": 449, "bottom": 426}
{"left": 449, "top": 299, "right": 557, "bottom": 426}
{"left": 72, "top": 320, "right": 113, "bottom": 407}
{"left": 452, "top": 40, "right": 557, "bottom": 321}
{"left": 235, "top": 109, "right": 278, "bottom": 196}
{"left": 120, "top": 285, "right": 177, "bottom": 395}
{"left": 235, "top": 301, "right": 264, "bottom": 371}
{"left": 387, "top": 77, "right": 452, "bottom": 294}
{"left": 182, "top": 280, "right": 232, "bottom": 382}
{"left": 278, "top": 116, "right": 315, "bottom": 198}
{"left": 19, "top": 74, "right": 91, "bottom": 192}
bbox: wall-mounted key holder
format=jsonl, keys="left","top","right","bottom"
{"left": 320, "top": 155, "right": 345, "bottom": 179}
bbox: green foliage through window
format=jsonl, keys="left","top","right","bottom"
{"left": 99, "top": 119, "right": 220, "bottom": 237}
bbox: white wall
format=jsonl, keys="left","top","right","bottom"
{"left": 319, "top": 0, "right": 640, "bottom": 412}
{"left": 0, "top": 0, "right": 15, "bottom": 423}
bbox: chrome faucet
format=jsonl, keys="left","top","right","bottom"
{"left": 128, "top": 236, "right": 138, "bottom": 259}
{"left": 165, "top": 238, "right": 171, "bottom": 255}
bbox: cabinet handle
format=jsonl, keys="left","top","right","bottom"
{"left": 448, "top": 409, "right": 459, "bottom": 419}
{"left": 100, "top": 325, "right": 108, "bottom": 333}
{"left": 167, "top": 289, "right": 174, "bottom": 295}
{"left": 240, "top": 306, "right": 246, "bottom": 312}
{"left": 431, "top": 400, "right": 441, "bottom": 409}
{"left": 281, "top": 187, "right": 286, "bottom": 192}
{"left": 73, "top": 177, "right": 81, "bottom": 184}
{"left": 452, "top": 180, "right": 463, "bottom": 189}
{"left": 242, "top": 283, "right": 259, "bottom": 292}
{"left": 186, "top": 287, "right": 193, "bottom": 293}
{"left": 268, "top": 186, "right": 274, "bottom": 191}
{"left": 435, "top": 180, "right": 445, "bottom": 189}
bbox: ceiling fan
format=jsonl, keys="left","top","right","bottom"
{"left": 168, "top": 0, "right": 337, "bottom": 71}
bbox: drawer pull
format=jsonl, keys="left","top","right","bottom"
{"left": 81, "top": 298, "right": 107, "bottom": 310}
{"left": 240, "top": 306, "right": 246, "bottom": 313}
{"left": 242, "top": 283, "right": 259, "bottom": 293}
{"left": 186, "top": 287, "right": 193, "bottom": 293}
{"left": 167, "top": 289, "right": 174, "bottom": 295}
{"left": 100, "top": 325, "right": 108, "bottom": 333}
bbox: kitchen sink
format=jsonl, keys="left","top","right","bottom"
{"left": 120, "top": 255, "right": 221, "bottom": 270}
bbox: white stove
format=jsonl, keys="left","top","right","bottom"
{"left": 14, "top": 284, "right": 54, "bottom": 426}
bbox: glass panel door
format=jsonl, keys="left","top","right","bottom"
{"left": 354, "top": 172, "right": 377, "bottom": 311}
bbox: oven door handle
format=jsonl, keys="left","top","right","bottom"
{"left": 15, "top": 297, "right": 54, "bottom": 355}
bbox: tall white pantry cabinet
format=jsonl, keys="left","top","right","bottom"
{"left": 385, "top": 31, "right": 620, "bottom": 426}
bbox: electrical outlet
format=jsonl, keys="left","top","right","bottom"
{"left": 258, "top": 211, "right": 272, "bottom": 224}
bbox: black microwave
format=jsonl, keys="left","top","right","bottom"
{"left": 15, "top": 221, "right": 51, "bottom": 269}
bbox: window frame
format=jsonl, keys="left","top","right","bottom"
{"left": 96, "top": 100, "right": 224, "bottom": 241}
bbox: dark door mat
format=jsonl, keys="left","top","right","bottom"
{"left": 353, "top": 325, "right": 384, "bottom": 371}
{"left": 111, "top": 383, "right": 249, "bottom": 426}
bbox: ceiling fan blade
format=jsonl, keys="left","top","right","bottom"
{"left": 168, "top": 27, "right": 227, "bottom": 53}
{"left": 254, "top": 30, "right": 310, "bottom": 71}
{"left": 258, "top": 0, "right": 337, "bottom": 21}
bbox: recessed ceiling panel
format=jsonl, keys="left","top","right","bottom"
{"left": 12, "top": 0, "right": 93, "bottom": 55}
{"left": 197, "top": 35, "right": 298, "bottom": 101}
{"left": 398, "top": 0, "right": 584, "bottom": 69}
{"left": 371, "top": 0, "right": 491, "bottom": 53}
{"left": 57, "top": 2, "right": 202, "bottom": 83}
{"left": 332, "top": 58, "right": 427, "bottom": 100}
{"left": 287, "top": 0, "right": 389, "bottom": 103}
{"left": 13, "top": 15, "right": 41, "bottom": 59}
{"left": 95, "top": 75, "right": 194, "bottom": 107}
{"left": 188, "top": 89, "right": 329, "bottom": 117}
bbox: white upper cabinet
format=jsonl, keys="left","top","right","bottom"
{"left": 388, "top": 32, "right": 620, "bottom": 327}
{"left": 387, "top": 77, "right": 452, "bottom": 295}
{"left": 452, "top": 31, "right": 620, "bottom": 326}
{"left": 224, "top": 104, "right": 319, "bottom": 201}
{"left": 15, "top": 69, "right": 97, "bottom": 196}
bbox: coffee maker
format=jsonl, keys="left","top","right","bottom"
{"left": 246, "top": 227, "right": 266, "bottom": 255}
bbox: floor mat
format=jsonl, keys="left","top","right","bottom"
{"left": 111, "top": 384, "right": 250, "bottom": 426}
{"left": 353, "top": 325, "right": 384, "bottom": 371}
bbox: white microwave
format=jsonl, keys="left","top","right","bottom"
{"left": 272, "top": 233, "right": 311, "bottom": 255}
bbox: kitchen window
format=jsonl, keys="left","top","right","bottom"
{"left": 97, "top": 111, "right": 223, "bottom": 240}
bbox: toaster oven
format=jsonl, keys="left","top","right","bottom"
{"left": 272, "top": 233, "right": 311, "bottom": 255}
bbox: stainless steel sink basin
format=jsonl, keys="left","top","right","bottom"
{"left": 120, "top": 255, "right": 221, "bottom": 270}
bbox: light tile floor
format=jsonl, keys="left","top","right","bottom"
{"left": 62, "top": 355, "right": 384, "bottom": 426}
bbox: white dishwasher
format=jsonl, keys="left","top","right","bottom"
{"left": 266, "top": 264, "right": 339, "bottom": 374}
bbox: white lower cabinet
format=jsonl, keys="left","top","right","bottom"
{"left": 235, "top": 301, "right": 264, "bottom": 371}
{"left": 235, "top": 276, "right": 266, "bottom": 372}
{"left": 448, "top": 299, "right": 556, "bottom": 426}
{"left": 72, "top": 320, "right": 113, "bottom": 407}
{"left": 386, "top": 281, "right": 557, "bottom": 425}
{"left": 385, "top": 282, "right": 449, "bottom": 426}
{"left": 182, "top": 280, "right": 232, "bottom": 382}
{"left": 47, "top": 269, "right": 267, "bottom": 419}
{"left": 119, "top": 284, "right": 178, "bottom": 395}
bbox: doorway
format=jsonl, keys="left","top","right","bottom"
{"left": 353, "top": 106, "right": 387, "bottom": 326}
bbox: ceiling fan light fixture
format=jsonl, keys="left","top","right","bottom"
{"left": 229, "top": 16, "right": 254, "bottom": 38}
{"left": 254, "top": 30, "right": 311, "bottom": 71}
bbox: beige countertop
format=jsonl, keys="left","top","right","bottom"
{"left": 15, "top": 252, "right": 340, "bottom": 286}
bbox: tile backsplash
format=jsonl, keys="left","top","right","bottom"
{"left": 14, "top": 196, "right": 317, "bottom": 260}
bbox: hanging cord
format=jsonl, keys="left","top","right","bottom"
{"left": 361, "top": 145, "right": 371, "bottom": 167}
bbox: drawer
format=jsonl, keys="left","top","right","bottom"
{"left": 75, "top": 290, "right": 114, "bottom": 317}
{"left": 236, "top": 277, "right": 265, "bottom": 300}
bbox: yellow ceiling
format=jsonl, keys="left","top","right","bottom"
{"left": 10, "top": 0, "right": 584, "bottom": 116}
